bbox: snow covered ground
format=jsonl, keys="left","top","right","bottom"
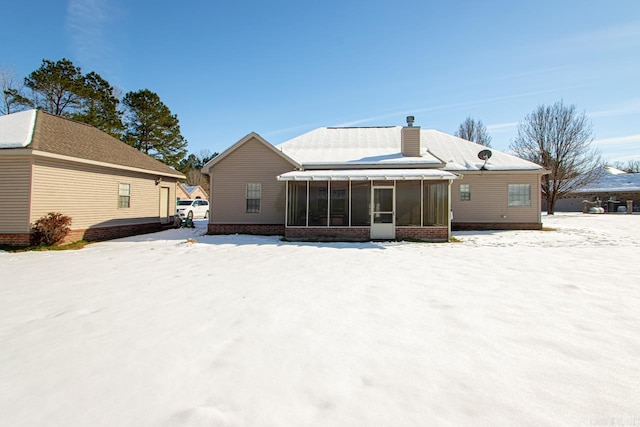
{"left": 1, "top": 213, "right": 639, "bottom": 427}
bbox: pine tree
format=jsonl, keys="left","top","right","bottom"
{"left": 71, "top": 71, "right": 124, "bottom": 138}
{"left": 24, "top": 58, "right": 85, "bottom": 115}
{"left": 23, "top": 58, "right": 123, "bottom": 136}
{"left": 122, "top": 89, "right": 187, "bottom": 169}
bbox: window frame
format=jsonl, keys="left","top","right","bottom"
{"left": 118, "top": 183, "right": 131, "bottom": 208}
{"left": 246, "top": 183, "right": 262, "bottom": 213}
{"left": 508, "top": 183, "right": 531, "bottom": 207}
{"left": 459, "top": 183, "right": 471, "bottom": 201}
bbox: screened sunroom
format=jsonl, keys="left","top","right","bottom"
{"left": 277, "top": 169, "right": 458, "bottom": 241}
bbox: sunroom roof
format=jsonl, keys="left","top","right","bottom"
{"left": 277, "top": 169, "right": 459, "bottom": 181}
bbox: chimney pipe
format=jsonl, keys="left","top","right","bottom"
{"left": 406, "top": 116, "right": 415, "bottom": 127}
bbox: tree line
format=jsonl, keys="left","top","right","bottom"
{"left": 1, "top": 59, "right": 194, "bottom": 171}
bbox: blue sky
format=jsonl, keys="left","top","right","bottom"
{"left": 2, "top": 0, "right": 639, "bottom": 163}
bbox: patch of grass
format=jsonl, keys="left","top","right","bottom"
{"left": 449, "top": 236, "right": 462, "bottom": 243}
{"left": 184, "top": 238, "right": 198, "bottom": 244}
{"left": 541, "top": 227, "right": 557, "bottom": 232}
{"left": 1, "top": 240, "right": 91, "bottom": 253}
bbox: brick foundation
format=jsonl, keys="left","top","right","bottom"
{"left": 0, "top": 233, "right": 31, "bottom": 247}
{"left": 452, "top": 222, "right": 542, "bottom": 231}
{"left": 208, "top": 224, "right": 285, "bottom": 236}
{"left": 65, "top": 223, "right": 164, "bottom": 243}
{"left": 285, "top": 227, "right": 370, "bottom": 242}
{"left": 208, "top": 224, "right": 452, "bottom": 242}
{"left": 1, "top": 222, "right": 164, "bottom": 247}
{"left": 396, "top": 227, "right": 449, "bottom": 241}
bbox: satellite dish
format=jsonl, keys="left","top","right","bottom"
{"left": 478, "top": 149, "right": 492, "bottom": 170}
{"left": 478, "top": 149, "right": 493, "bottom": 161}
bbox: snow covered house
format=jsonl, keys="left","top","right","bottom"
{"left": 177, "top": 183, "right": 208, "bottom": 200}
{"left": 203, "top": 117, "right": 547, "bottom": 241}
{"left": 551, "top": 166, "right": 640, "bottom": 212}
{"left": 0, "top": 109, "right": 185, "bottom": 246}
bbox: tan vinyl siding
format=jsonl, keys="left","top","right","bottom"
{"left": 189, "top": 187, "right": 208, "bottom": 200}
{"left": 0, "top": 156, "right": 32, "bottom": 233}
{"left": 211, "top": 136, "right": 294, "bottom": 224}
{"left": 30, "top": 157, "right": 177, "bottom": 229}
{"left": 401, "top": 126, "right": 421, "bottom": 157}
{"left": 451, "top": 172, "right": 541, "bottom": 223}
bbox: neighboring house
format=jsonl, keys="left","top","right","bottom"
{"left": 203, "top": 117, "right": 547, "bottom": 241}
{"left": 177, "top": 183, "right": 208, "bottom": 200}
{"left": 550, "top": 166, "right": 640, "bottom": 212}
{"left": 0, "top": 109, "right": 185, "bottom": 246}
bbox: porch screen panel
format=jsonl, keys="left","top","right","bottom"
{"left": 351, "top": 181, "right": 370, "bottom": 226}
{"left": 396, "top": 181, "right": 421, "bottom": 226}
{"left": 308, "top": 181, "right": 328, "bottom": 226}
{"left": 330, "top": 182, "right": 348, "bottom": 226}
{"left": 287, "top": 181, "right": 307, "bottom": 226}
{"left": 423, "top": 182, "right": 448, "bottom": 226}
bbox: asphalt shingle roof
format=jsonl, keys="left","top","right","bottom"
{"left": 1, "top": 109, "right": 182, "bottom": 177}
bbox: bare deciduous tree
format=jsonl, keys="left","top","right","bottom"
{"left": 627, "top": 160, "right": 640, "bottom": 173}
{"left": 510, "top": 101, "right": 603, "bottom": 214}
{"left": 1, "top": 66, "right": 31, "bottom": 115}
{"left": 610, "top": 160, "right": 640, "bottom": 173}
{"left": 455, "top": 117, "right": 492, "bottom": 147}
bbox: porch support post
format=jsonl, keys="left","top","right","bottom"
{"left": 284, "top": 180, "right": 288, "bottom": 227}
{"left": 327, "top": 180, "right": 331, "bottom": 227}
{"left": 305, "top": 181, "right": 309, "bottom": 227}
{"left": 447, "top": 180, "right": 452, "bottom": 240}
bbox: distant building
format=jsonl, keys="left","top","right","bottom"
{"left": 550, "top": 166, "right": 640, "bottom": 212}
{"left": 177, "top": 183, "right": 208, "bottom": 200}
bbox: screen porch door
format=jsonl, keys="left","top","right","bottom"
{"left": 370, "top": 186, "right": 395, "bottom": 239}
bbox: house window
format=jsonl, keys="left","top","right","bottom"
{"left": 118, "top": 183, "right": 130, "bottom": 208}
{"left": 460, "top": 184, "right": 471, "bottom": 201}
{"left": 508, "top": 184, "right": 531, "bottom": 206}
{"left": 246, "top": 183, "right": 261, "bottom": 213}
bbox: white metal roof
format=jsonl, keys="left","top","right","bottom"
{"left": 574, "top": 170, "right": 640, "bottom": 193}
{"left": 276, "top": 126, "right": 443, "bottom": 167}
{"left": 277, "top": 169, "right": 458, "bottom": 181}
{"left": 275, "top": 126, "right": 545, "bottom": 172}
{"left": 421, "top": 129, "right": 545, "bottom": 172}
{"left": 0, "top": 109, "right": 36, "bottom": 148}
